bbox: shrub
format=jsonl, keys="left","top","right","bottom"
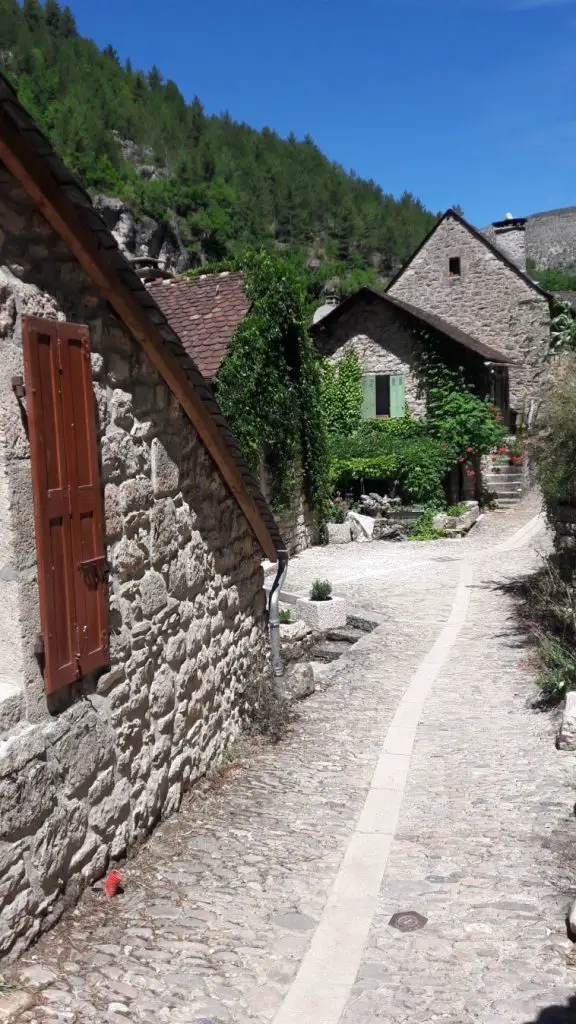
{"left": 530, "top": 354, "right": 576, "bottom": 507}
{"left": 329, "top": 418, "right": 451, "bottom": 506}
{"left": 310, "top": 579, "right": 332, "bottom": 601}
{"left": 515, "top": 557, "right": 576, "bottom": 703}
{"left": 321, "top": 351, "right": 363, "bottom": 439}
{"left": 279, "top": 609, "right": 292, "bottom": 624}
{"left": 327, "top": 493, "right": 351, "bottom": 523}
{"left": 409, "top": 508, "right": 446, "bottom": 541}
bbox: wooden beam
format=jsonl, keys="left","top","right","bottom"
{"left": 0, "top": 108, "right": 278, "bottom": 562}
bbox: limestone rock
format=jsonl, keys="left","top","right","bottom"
{"left": 346, "top": 511, "right": 375, "bottom": 542}
{"left": 327, "top": 522, "right": 352, "bottom": 544}
{"left": 557, "top": 691, "right": 576, "bottom": 750}
{"left": 276, "top": 663, "right": 315, "bottom": 702}
{"left": 140, "top": 570, "right": 168, "bottom": 617}
{"left": 151, "top": 436, "right": 180, "bottom": 497}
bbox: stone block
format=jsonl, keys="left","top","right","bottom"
{"left": 118, "top": 476, "right": 153, "bottom": 514}
{"left": 327, "top": 522, "right": 352, "bottom": 544}
{"left": 151, "top": 436, "right": 180, "bottom": 497}
{"left": 557, "top": 691, "right": 576, "bottom": 750}
{"left": 276, "top": 663, "right": 315, "bottom": 702}
{"left": 150, "top": 499, "right": 179, "bottom": 568}
{"left": 295, "top": 596, "right": 347, "bottom": 631}
{"left": 104, "top": 484, "right": 123, "bottom": 541}
{"left": 149, "top": 665, "right": 176, "bottom": 718}
{"left": 140, "top": 569, "right": 168, "bottom": 617}
{"left": 0, "top": 762, "right": 56, "bottom": 841}
{"left": 346, "top": 511, "right": 375, "bottom": 542}
{"left": 111, "top": 537, "right": 147, "bottom": 582}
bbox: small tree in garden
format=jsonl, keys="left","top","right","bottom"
{"left": 414, "top": 345, "right": 505, "bottom": 469}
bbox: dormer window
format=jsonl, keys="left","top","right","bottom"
{"left": 449, "top": 257, "right": 461, "bottom": 277}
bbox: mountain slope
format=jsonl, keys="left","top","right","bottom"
{"left": 0, "top": 0, "right": 437, "bottom": 272}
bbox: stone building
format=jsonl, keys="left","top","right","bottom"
{"left": 387, "top": 208, "right": 553, "bottom": 422}
{"left": 149, "top": 273, "right": 317, "bottom": 555}
{"left": 311, "top": 286, "right": 511, "bottom": 421}
{"left": 0, "top": 72, "right": 285, "bottom": 958}
{"left": 484, "top": 206, "right": 576, "bottom": 273}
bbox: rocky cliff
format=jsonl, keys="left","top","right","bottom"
{"left": 93, "top": 195, "right": 189, "bottom": 274}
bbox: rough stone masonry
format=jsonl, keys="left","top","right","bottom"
{"left": 389, "top": 212, "right": 552, "bottom": 415}
{"left": 0, "top": 163, "right": 269, "bottom": 959}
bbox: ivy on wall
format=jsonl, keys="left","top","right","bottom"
{"left": 214, "top": 251, "right": 330, "bottom": 515}
{"left": 321, "top": 350, "right": 363, "bottom": 439}
{"left": 413, "top": 335, "right": 505, "bottom": 460}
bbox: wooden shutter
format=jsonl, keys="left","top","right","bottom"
{"left": 22, "top": 317, "right": 108, "bottom": 694}
{"left": 389, "top": 375, "right": 406, "bottom": 418}
{"left": 361, "top": 374, "right": 376, "bottom": 419}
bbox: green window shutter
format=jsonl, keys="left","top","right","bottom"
{"left": 389, "top": 374, "right": 405, "bottom": 418}
{"left": 361, "top": 374, "right": 376, "bottom": 419}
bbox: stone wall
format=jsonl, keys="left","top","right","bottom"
{"left": 389, "top": 213, "right": 551, "bottom": 414}
{"left": 526, "top": 208, "right": 576, "bottom": 270}
{"left": 314, "top": 295, "right": 426, "bottom": 417}
{"left": 0, "top": 164, "right": 269, "bottom": 958}
{"left": 259, "top": 464, "right": 317, "bottom": 557}
{"left": 483, "top": 222, "right": 527, "bottom": 271}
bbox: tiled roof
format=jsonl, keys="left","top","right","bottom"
{"left": 312, "top": 287, "right": 515, "bottom": 364}
{"left": 149, "top": 272, "right": 249, "bottom": 380}
{"left": 0, "top": 71, "right": 284, "bottom": 558}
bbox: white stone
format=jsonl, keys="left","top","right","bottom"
{"left": 327, "top": 522, "right": 352, "bottom": 545}
{"left": 346, "top": 511, "right": 375, "bottom": 543}
{"left": 277, "top": 663, "right": 315, "bottom": 702}
{"left": 279, "top": 620, "right": 311, "bottom": 643}
{"left": 433, "top": 501, "right": 480, "bottom": 535}
{"left": 557, "top": 691, "right": 576, "bottom": 750}
{"left": 296, "top": 596, "right": 347, "bottom": 631}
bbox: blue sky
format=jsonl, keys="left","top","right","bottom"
{"left": 67, "top": 0, "right": 573, "bottom": 226}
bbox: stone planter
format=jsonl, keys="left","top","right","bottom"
{"left": 327, "top": 522, "right": 352, "bottom": 545}
{"left": 433, "top": 501, "right": 480, "bottom": 536}
{"left": 295, "top": 595, "right": 347, "bottom": 631}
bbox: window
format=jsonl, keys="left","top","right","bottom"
{"left": 361, "top": 374, "right": 405, "bottom": 419}
{"left": 449, "top": 257, "right": 461, "bottom": 277}
{"left": 376, "top": 375, "right": 391, "bottom": 417}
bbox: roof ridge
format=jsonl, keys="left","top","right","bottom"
{"left": 386, "top": 207, "right": 551, "bottom": 300}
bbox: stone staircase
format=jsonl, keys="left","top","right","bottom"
{"left": 482, "top": 453, "right": 526, "bottom": 509}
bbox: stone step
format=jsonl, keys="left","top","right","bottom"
{"left": 310, "top": 640, "right": 352, "bottom": 663}
{"left": 491, "top": 487, "right": 524, "bottom": 497}
{"left": 326, "top": 627, "right": 366, "bottom": 645}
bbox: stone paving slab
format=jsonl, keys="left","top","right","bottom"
{"left": 4, "top": 495, "right": 576, "bottom": 1024}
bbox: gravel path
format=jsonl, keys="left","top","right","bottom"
{"left": 2, "top": 498, "right": 576, "bottom": 1024}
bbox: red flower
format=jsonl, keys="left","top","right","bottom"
{"left": 497, "top": 445, "right": 507, "bottom": 455}
{"left": 104, "top": 870, "right": 122, "bottom": 897}
{"left": 458, "top": 456, "right": 466, "bottom": 463}
{"left": 465, "top": 469, "right": 476, "bottom": 478}
{"left": 465, "top": 447, "right": 472, "bottom": 453}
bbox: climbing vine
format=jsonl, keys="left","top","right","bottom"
{"left": 413, "top": 336, "right": 505, "bottom": 461}
{"left": 214, "top": 251, "right": 330, "bottom": 515}
{"left": 321, "top": 350, "right": 363, "bottom": 439}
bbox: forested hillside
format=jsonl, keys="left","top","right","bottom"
{"left": 0, "top": 0, "right": 437, "bottom": 273}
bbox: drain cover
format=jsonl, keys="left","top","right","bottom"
{"left": 389, "top": 910, "right": 428, "bottom": 932}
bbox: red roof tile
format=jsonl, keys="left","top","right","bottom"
{"left": 148, "top": 272, "right": 250, "bottom": 380}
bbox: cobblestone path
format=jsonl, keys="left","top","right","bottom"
{"left": 3, "top": 499, "right": 576, "bottom": 1024}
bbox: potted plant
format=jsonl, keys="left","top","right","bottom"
{"left": 326, "top": 494, "right": 353, "bottom": 544}
{"left": 296, "top": 579, "right": 347, "bottom": 630}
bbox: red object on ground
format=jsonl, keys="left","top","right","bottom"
{"left": 104, "top": 870, "right": 122, "bottom": 897}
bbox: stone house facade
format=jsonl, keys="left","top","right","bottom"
{"left": 387, "top": 209, "right": 552, "bottom": 422}
{"left": 312, "top": 287, "right": 511, "bottom": 422}
{"left": 150, "top": 274, "right": 317, "bottom": 555}
{"left": 0, "top": 73, "right": 284, "bottom": 959}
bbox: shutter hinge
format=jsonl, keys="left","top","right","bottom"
{"left": 11, "top": 376, "right": 26, "bottom": 399}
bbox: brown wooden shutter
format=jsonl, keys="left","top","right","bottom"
{"left": 23, "top": 317, "right": 108, "bottom": 694}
